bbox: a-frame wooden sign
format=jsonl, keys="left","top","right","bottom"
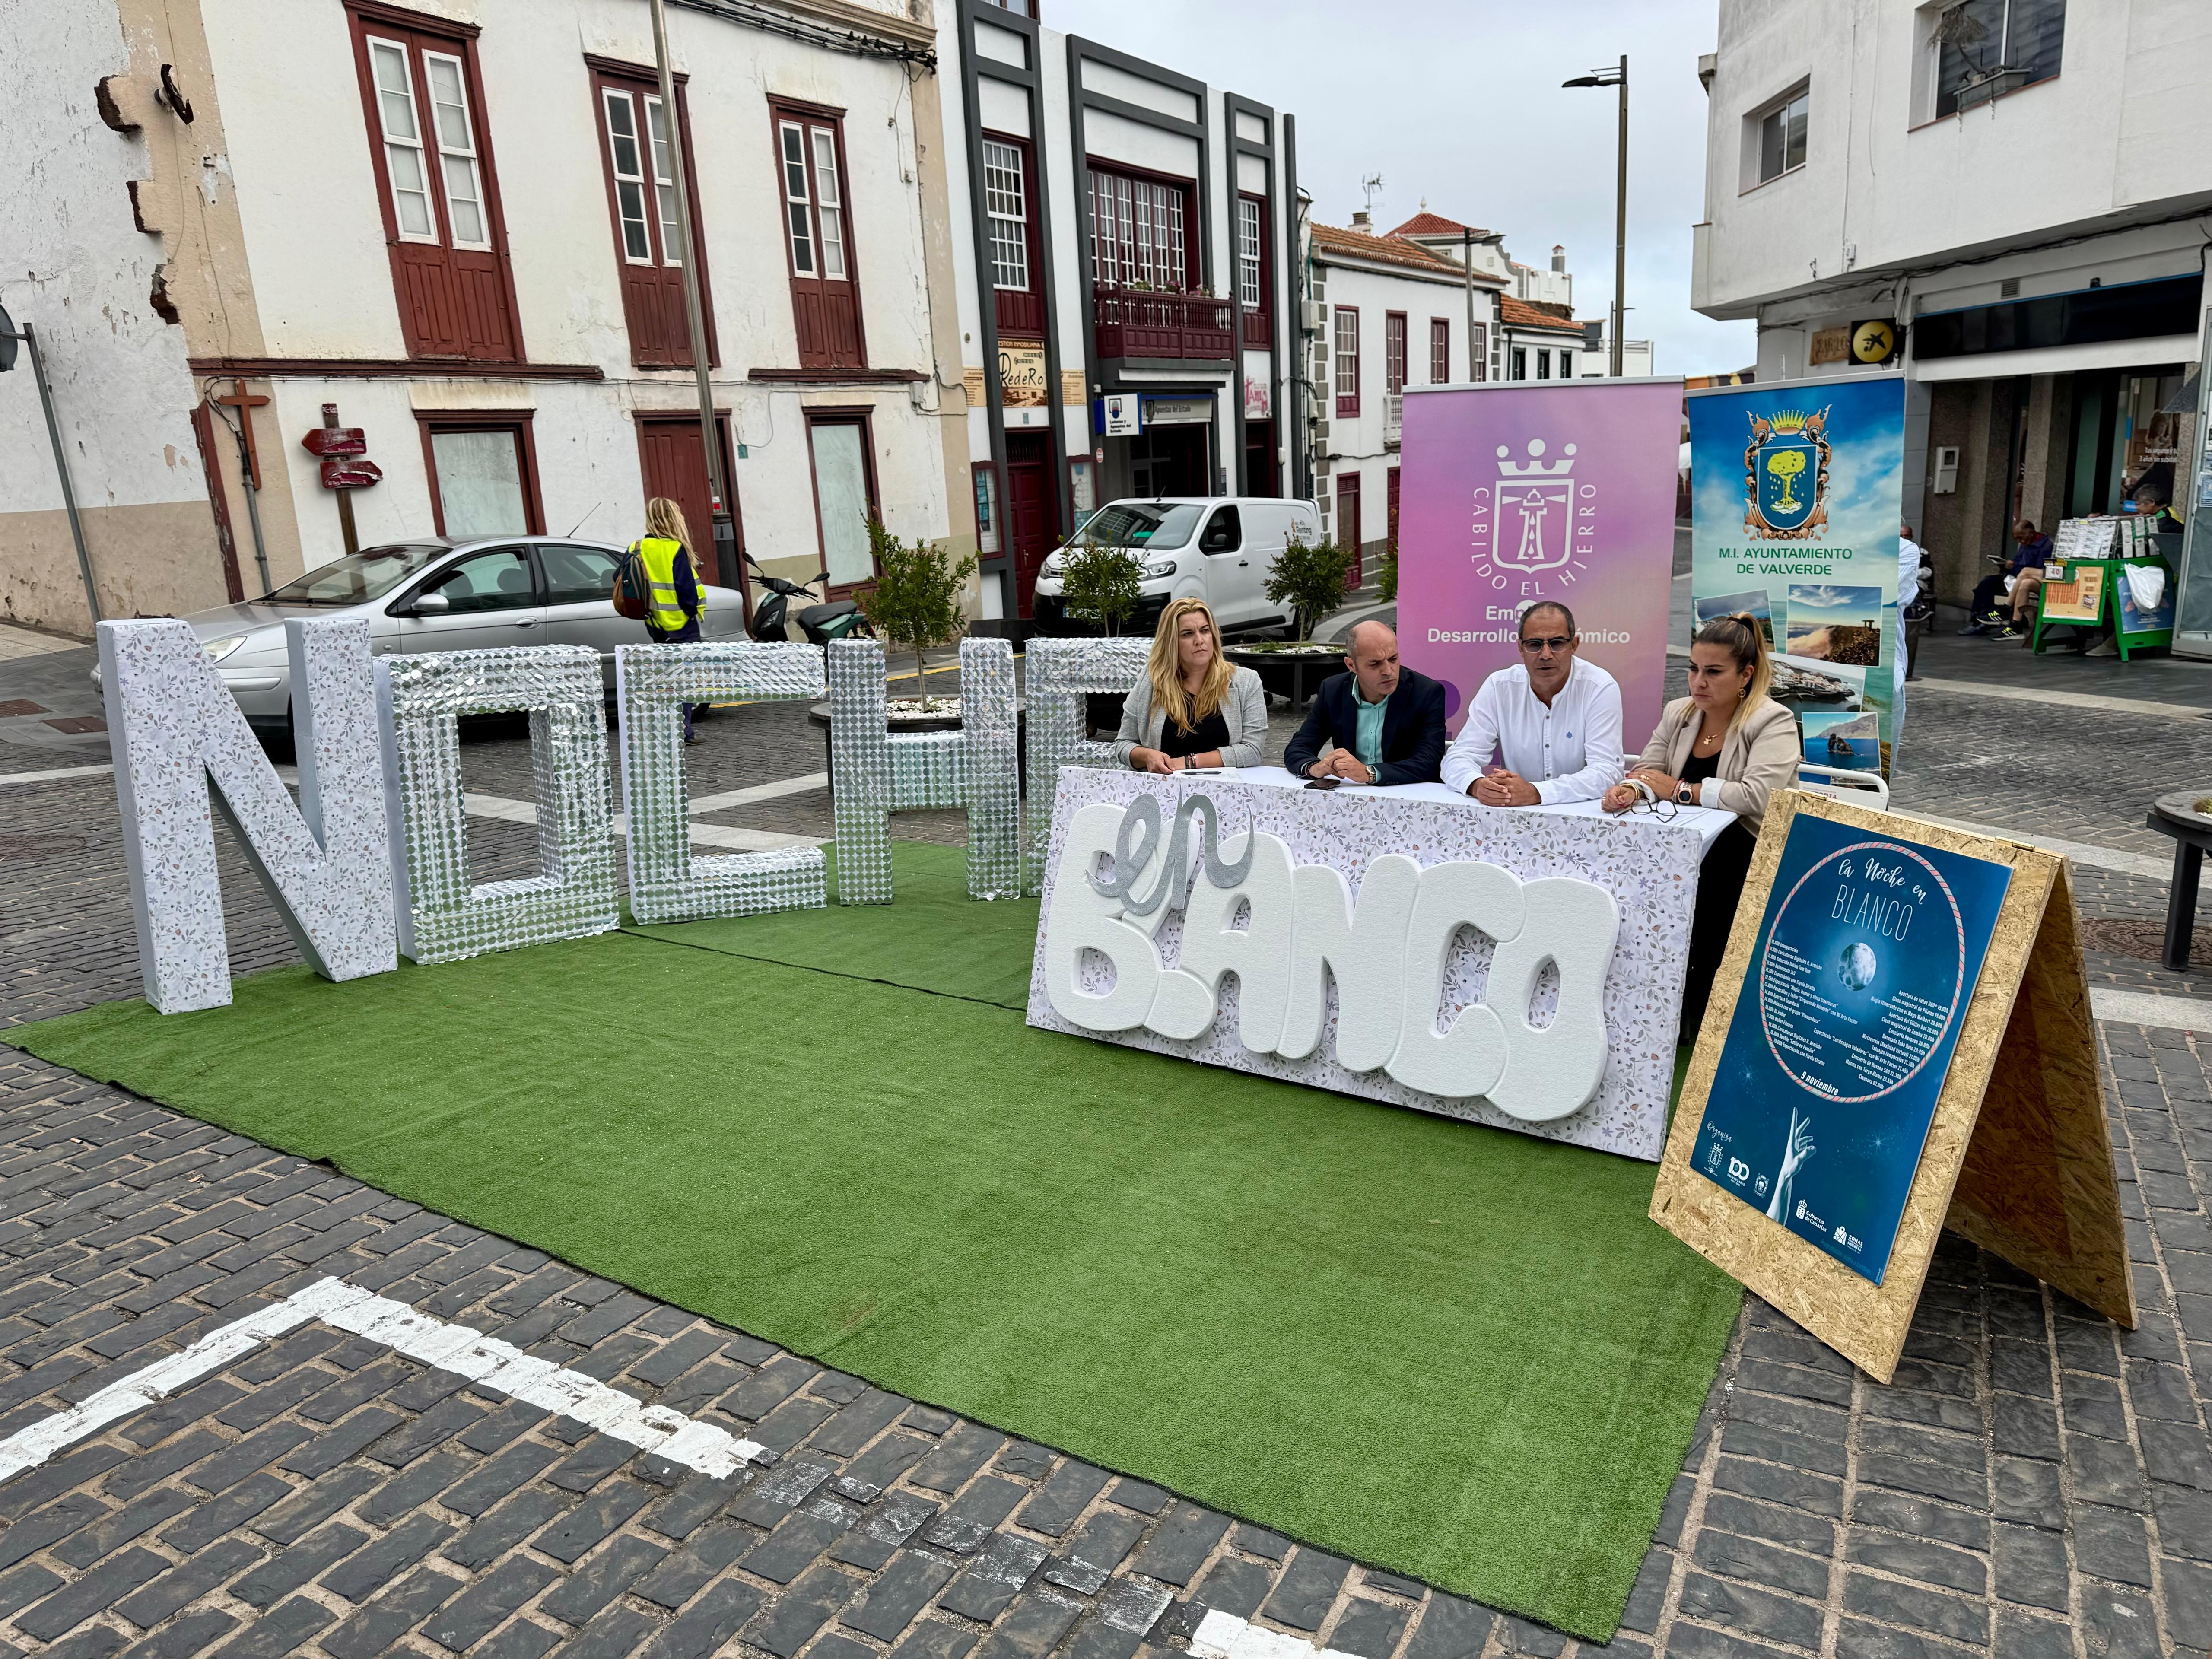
{"left": 1653, "top": 789, "right": 2134, "bottom": 1384}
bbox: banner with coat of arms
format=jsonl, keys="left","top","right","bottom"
{"left": 1688, "top": 373, "right": 1906, "bottom": 774}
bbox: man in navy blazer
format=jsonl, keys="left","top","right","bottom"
{"left": 1281, "top": 620, "right": 1449, "bottom": 786}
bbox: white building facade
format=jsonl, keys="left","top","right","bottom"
{"left": 936, "top": 0, "right": 1301, "bottom": 627}
{"left": 5, "top": 0, "right": 973, "bottom": 636}
{"left": 1692, "top": 0, "right": 2212, "bottom": 628}
{"left": 1303, "top": 219, "right": 1505, "bottom": 574}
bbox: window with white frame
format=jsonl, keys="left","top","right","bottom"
{"left": 1088, "top": 167, "right": 1189, "bottom": 290}
{"left": 601, "top": 89, "right": 680, "bottom": 265}
{"left": 420, "top": 51, "right": 487, "bottom": 248}
{"left": 645, "top": 97, "right": 680, "bottom": 263}
{"left": 367, "top": 37, "right": 437, "bottom": 241}
{"left": 1510, "top": 345, "right": 1527, "bottom": 381}
{"left": 1755, "top": 86, "right": 1809, "bottom": 185}
{"left": 780, "top": 118, "right": 847, "bottom": 281}
{"left": 983, "top": 139, "right": 1030, "bottom": 291}
{"left": 1334, "top": 306, "right": 1360, "bottom": 416}
{"left": 1237, "top": 197, "right": 1262, "bottom": 308}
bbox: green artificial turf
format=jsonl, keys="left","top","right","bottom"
{"left": 18, "top": 910, "right": 1738, "bottom": 1639}
{"left": 624, "top": 840, "right": 1036, "bottom": 1011}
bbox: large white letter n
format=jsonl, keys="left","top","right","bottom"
{"left": 100, "top": 617, "right": 397, "bottom": 1015}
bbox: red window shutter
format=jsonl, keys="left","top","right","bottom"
{"left": 775, "top": 107, "right": 865, "bottom": 371}
{"left": 350, "top": 8, "right": 523, "bottom": 364}
{"left": 592, "top": 70, "right": 716, "bottom": 369}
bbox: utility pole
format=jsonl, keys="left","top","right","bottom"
{"left": 650, "top": 0, "right": 737, "bottom": 590}
{"left": 1611, "top": 54, "right": 1628, "bottom": 377}
{"left": 0, "top": 309, "right": 101, "bottom": 623}
{"left": 1463, "top": 228, "right": 1477, "bottom": 382}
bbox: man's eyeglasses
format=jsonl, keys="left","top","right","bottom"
{"left": 1624, "top": 793, "right": 1678, "bottom": 821}
{"left": 1519, "top": 635, "right": 1573, "bottom": 654}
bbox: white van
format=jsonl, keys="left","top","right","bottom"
{"left": 1029, "top": 496, "right": 1325, "bottom": 636}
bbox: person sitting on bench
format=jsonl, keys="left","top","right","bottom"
{"left": 1961, "top": 519, "right": 2050, "bottom": 638}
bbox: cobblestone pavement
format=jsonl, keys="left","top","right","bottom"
{"left": 7, "top": 638, "right": 2212, "bottom": 1656}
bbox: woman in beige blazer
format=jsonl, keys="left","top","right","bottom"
{"left": 1605, "top": 613, "right": 1800, "bottom": 1040}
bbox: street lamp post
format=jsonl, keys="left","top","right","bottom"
{"left": 650, "top": 0, "right": 738, "bottom": 591}
{"left": 1562, "top": 57, "right": 1628, "bottom": 378}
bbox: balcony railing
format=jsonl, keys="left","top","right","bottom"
{"left": 1384, "top": 391, "right": 1403, "bottom": 448}
{"left": 1093, "top": 285, "right": 1235, "bottom": 361}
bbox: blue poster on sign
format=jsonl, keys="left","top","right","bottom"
{"left": 1692, "top": 813, "right": 2012, "bottom": 1284}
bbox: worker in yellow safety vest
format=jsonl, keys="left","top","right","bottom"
{"left": 631, "top": 496, "right": 709, "bottom": 740}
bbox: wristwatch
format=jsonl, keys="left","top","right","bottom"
{"left": 1365, "top": 761, "right": 1380, "bottom": 785}
{"left": 1676, "top": 781, "right": 1695, "bottom": 806}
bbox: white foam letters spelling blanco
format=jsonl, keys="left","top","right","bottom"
{"left": 1042, "top": 795, "right": 1621, "bottom": 1122}
{"left": 99, "top": 617, "right": 396, "bottom": 1015}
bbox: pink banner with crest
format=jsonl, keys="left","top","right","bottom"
{"left": 1396, "top": 379, "right": 1683, "bottom": 755}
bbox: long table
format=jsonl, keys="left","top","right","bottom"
{"left": 1025, "top": 766, "right": 1734, "bottom": 1161}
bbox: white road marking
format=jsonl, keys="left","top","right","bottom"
{"left": 688, "top": 772, "right": 829, "bottom": 814}
{"left": 0, "top": 763, "right": 115, "bottom": 785}
{"left": 1190, "top": 1609, "right": 1358, "bottom": 1659}
{"left": 0, "top": 1276, "right": 767, "bottom": 1486}
{"left": 2090, "top": 988, "right": 2212, "bottom": 1033}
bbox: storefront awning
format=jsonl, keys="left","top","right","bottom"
{"left": 1910, "top": 333, "right": 2200, "bottom": 383}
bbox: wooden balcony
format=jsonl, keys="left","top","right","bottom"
{"left": 1242, "top": 308, "right": 1272, "bottom": 351}
{"left": 1093, "top": 285, "right": 1234, "bottom": 362}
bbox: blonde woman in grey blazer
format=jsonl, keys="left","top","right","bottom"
{"left": 1605, "top": 613, "right": 1802, "bottom": 1039}
{"left": 1110, "top": 597, "right": 1269, "bottom": 772}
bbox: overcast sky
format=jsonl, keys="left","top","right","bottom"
{"left": 1044, "top": 0, "right": 1758, "bottom": 377}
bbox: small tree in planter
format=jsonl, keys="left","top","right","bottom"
{"left": 1058, "top": 542, "right": 1144, "bottom": 635}
{"left": 857, "top": 518, "right": 978, "bottom": 711}
{"left": 1265, "top": 529, "right": 1356, "bottom": 641}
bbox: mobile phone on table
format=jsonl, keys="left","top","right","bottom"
{"left": 1305, "top": 776, "right": 1342, "bottom": 791}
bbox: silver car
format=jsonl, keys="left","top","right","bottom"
{"left": 96, "top": 536, "right": 748, "bottom": 735}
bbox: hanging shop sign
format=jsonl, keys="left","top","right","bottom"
{"left": 1689, "top": 373, "right": 1906, "bottom": 773}
{"left": 1244, "top": 374, "right": 1271, "bottom": 420}
{"left": 1397, "top": 378, "right": 1683, "bottom": 747}
{"left": 1653, "top": 790, "right": 2132, "bottom": 1381}
{"left": 1099, "top": 392, "right": 1141, "bottom": 437}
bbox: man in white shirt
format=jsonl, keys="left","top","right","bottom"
{"left": 1440, "top": 601, "right": 1625, "bottom": 806}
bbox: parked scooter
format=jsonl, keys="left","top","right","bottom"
{"left": 743, "top": 554, "right": 873, "bottom": 648}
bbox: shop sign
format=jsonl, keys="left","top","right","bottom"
{"left": 1244, "top": 375, "right": 1271, "bottom": 420}
{"left": 997, "top": 340, "right": 1048, "bottom": 407}
{"left": 1850, "top": 319, "right": 1901, "bottom": 365}
{"left": 1100, "top": 393, "right": 1141, "bottom": 437}
{"left": 1143, "top": 396, "right": 1213, "bottom": 426}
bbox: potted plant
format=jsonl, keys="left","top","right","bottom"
{"left": 1220, "top": 529, "right": 1359, "bottom": 708}
{"left": 1057, "top": 540, "right": 1144, "bottom": 637}
{"left": 1264, "top": 528, "right": 1359, "bottom": 642}
{"left": 857, "top": 518, "right": 979, "bottom": 722}
{"left": 1056, "top": 540, "right": 1145, "bottom": 734}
